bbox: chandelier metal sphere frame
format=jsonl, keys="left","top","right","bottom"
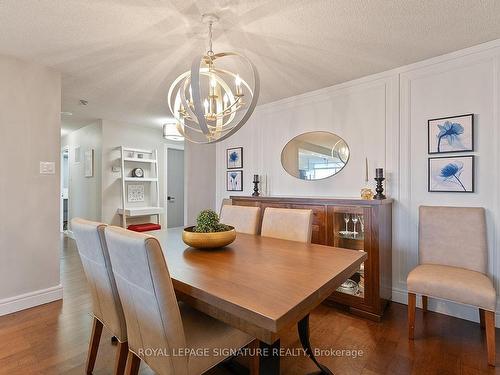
{"left": 168, "top": 13, "right": 260, "bottom": 144}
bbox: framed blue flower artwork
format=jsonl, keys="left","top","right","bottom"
{"left": 428, "top": 114, "right": 474, "bottom": 154}
{"left": 227, "top": 170, "right": 243, "bottom": 191}
{"left": 226, "top": 147, "right": 243, "bottom": 169}
{"left": 428, "top": 155, "right": 474, "bottom": 193}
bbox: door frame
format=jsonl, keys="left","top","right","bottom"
{"left": 164, "top": 143, "right": 186, "bottom": 227}
{"left": 60, "top": 145, "right": 70, "bottom": 233}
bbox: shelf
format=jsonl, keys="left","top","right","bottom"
{"left": 123, "top": 177, "right": 158, "bottom": 182}
{"left": 337, "top": 231, "right": 365, "bottom": 241}
{"left": 121, "top": 147, "right": 154, "bottom": 154}
{"left": 117, "top": 206, "right": 164, "bottom": 217}
{"left": 123, "top": 157, "right": 157, "bottom": 163}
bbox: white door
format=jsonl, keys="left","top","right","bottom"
{"left": 167, "top": 148, "right": 185, "bottom": 227}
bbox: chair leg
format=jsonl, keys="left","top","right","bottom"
{"left": 125, "top": 351, "right": 141, "bottom": 375}
{"left": 247, "top": 339, "right": 260, "bottom": 375}
{"left": 408, "top": 293, "right": 416, "bottom": 340}
{"left": 479, "top": 308, "right": 486, "bottom": 329}
{"left": 422, "top": 295, "right": 428, "bottom": 312}
{"left": 114, "top": 341, "right": 129, "bottom": 375}
{"left": 86, "top": 317, "right": 103, "bottom": 374}
{"left": 485, "top": 310, "right": 496, "bottom": 367}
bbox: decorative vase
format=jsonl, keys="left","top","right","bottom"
{"left": 182, "top": 226, "right": 236, "bottom": 249}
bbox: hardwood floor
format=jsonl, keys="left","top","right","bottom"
{"left": 0, "top": 236, "right": 498, "bottom": 374}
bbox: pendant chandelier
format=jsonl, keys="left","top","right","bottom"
{"left": 168, "top": 14, "right": 259, "bottom": 144}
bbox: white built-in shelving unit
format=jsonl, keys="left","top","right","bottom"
{"left": 117, "top": 146, "right": 163, "bottom": 228}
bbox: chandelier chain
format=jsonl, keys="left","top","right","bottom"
{"left": 207, "top": 21, "right": 214, "bottom": 56}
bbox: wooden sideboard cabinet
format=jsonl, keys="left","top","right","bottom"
{"left": 230, "top": 196, "right": 392, "bottom": 321}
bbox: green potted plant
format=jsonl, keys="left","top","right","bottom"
{"left": 182, "top": 209, "right": 236, "bottom": 249}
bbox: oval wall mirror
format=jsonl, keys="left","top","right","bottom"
{"left": 281, "top": 131, "right": 350, "bottom": 180}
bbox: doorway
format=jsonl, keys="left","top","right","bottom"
{"left": 166, "top": 147, "right": 185, "bottom": 227}
{"left": 60, "top": 146, "right": 70, "bottom": 232}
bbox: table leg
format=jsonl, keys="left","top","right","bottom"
{"left": 259, "top": 339, "right": 280, "bottom": 374}
{"left": 298, "top": 314, "right": 333, "bottom": 375}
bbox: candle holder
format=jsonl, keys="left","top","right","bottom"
{"left": 252, "top": 175, "right": 260, "bottom": 197}
{"left": 374, "top": 177, "right": 386, "bottom": 200}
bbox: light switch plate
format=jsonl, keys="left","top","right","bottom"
{"left": 40, "top": 161, "right": 56, "bottom": 174}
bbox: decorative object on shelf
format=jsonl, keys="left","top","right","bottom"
{"left": 337, "top": 279, "right": 359, "bottom": 295}
{"left": 163, "top": 122, "right": 184, "bottom": 141}
{"left": 281, "top": 131, "right": 350, "bottom": 181}
{"left": 84, "top": 148, "right": 94, "bottom": 177}
{"left": 127, "top": 185, "right": 145, "bottom": 202}
{"left": 137, "top": 153, "right": 144, "bottom": 159}
{"left": 360, "top": 157, "right": 374, "bottom": 199}
{"left": 226, "top": 147, "right": 243, "bottom": 169}
{"left": 374, "top": 168, "right": 386, "bottom": 199}
{"left": 131, "top": 167, "right": 144, "bottom": 178}
{"left": 252, "top": 174, "right": 260, "bottom": 196}
{"left": 182, "top": 209, "right": 236, "bottom": 249}
{"left": 360, "top": 188, "right": 374, "bottom": 200}
{"left": 428, "top": 113, "right": 474, "bottom": 154}
{"left": 428, "top": 155, "right": 474, "bottom": 192}
{"left": 227, "top": 170, "right": 243, "bottom": 191}
{"left": 168, "top": 13, "right": 259, "bottom": 144}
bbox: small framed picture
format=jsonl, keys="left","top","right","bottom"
{"left": 428, "top": 155, "right": 474, "bottom": 193}
{"left": 428, "top": 114, "right": 474, "bottom": 154}
{"left": 227, "top": 147, "right": 243, "bottom": 169}
{"left": 227, "top": 170, "right": 243, "bottom": 191}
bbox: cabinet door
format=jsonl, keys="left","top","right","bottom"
{"left": 327, "top": 205, "right": 373, "bottom": 308}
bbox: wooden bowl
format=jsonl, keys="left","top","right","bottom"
{"left": 182, "top": 226, "right": 236, "bottom": 249}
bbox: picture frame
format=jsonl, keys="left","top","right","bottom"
{"left": 84, "top": 148, "right": 94, "bottom": 177}
{"left": 428, "top": 113, "right": 474, "bottom": 154}
{"left": 227, "top": 170, "right": 243, "bottom": 191}
{"left": 428, "top": 155, "right": 474, "bottom": 193}
{"left": 226, "top": 147, "right": 243, "bottom": 169}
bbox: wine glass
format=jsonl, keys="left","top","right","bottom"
{"left": 352, "top": 215, "right": 359, "bottom": 236}
{"left": 343, "top": 213, "right": 350, "bottom": 234}
{"left": 359, "top": 215, "right": 365, "bottom": 234}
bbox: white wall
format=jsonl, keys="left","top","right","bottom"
{"left": 0, "top": 54, "right": 62, "bottom": 315}
{"left": 185, "top": 142, "right": 216, "bottom": 225}
{"left": 100, "top": 120, "right": 183, "bottom": 226}
{"left": 61, "top": 121, "right": 102, "bottom": 230}
{"left": 216, "top": 39, "right": 500, "bottom": 325}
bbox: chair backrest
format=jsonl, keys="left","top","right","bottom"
{"left": 71, "top": 218, "right": 127, "bottom": 341}
{"left": 219, "top": 198, "right": 233, "bottom": 216}
{"left": 220, "top": 205, "right": 261, "bottom": 234}
{"left": 104, "top": 226, "right": 188, "bottom": 375}
{"left": 419, "top": 206, "right": 487, "bottom": 273}
{"left": 261, "top": 207, "right": 313, "bottom": 243}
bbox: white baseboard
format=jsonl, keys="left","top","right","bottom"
{"left": 0, "top": 284, "right": 63, "bottom": 317}
{"left": 392, "top": 287, "right": 500, "bottom": 328}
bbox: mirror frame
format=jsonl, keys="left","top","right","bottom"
{"left": 280, "top": 131, "right": 350, "bottom": 181}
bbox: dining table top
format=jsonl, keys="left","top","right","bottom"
{"left": 150, "top": 227, "right": 367, "bottom": 338}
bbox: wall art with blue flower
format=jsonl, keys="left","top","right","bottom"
{"left": 428, "top": 155, "right": 474, "bottom": 192}
{"left": 227, "top": 170, "right": 243, "bottom": 191}
{"left": 226, "top": 147, "right": 243, "bottom": 169}
{"left": 428, "top": 114, "right": 474, "bottom": 154}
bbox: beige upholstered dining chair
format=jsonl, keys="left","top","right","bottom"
{"left": 261, "top": 207, "right": 313, "bottom": 243}
{"left": 220, "top": 205, "right": 261, "bottom": 234}
{"left": 104, "top": 226, "right": 255, "bottom": 375}
{"left": 71, "top": 218, "right": 128, "bottom": 375}
{"left": 407, "top": 206, "right": 496, "bottom": 366}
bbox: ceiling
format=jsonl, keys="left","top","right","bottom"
{"left": 2, "top": 0, "right": 500, "bottom": 133}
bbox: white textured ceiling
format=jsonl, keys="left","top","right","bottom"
{"left": 2, "top": 0, "right": 500, "bottom": 132}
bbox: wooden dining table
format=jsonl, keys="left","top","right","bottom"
{"left": 150, "top": 227, "right": 367, "bottom": 375}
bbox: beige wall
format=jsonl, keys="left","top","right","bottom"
{"left": 0, "top": 54, "right": 61, "bottom": 314}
